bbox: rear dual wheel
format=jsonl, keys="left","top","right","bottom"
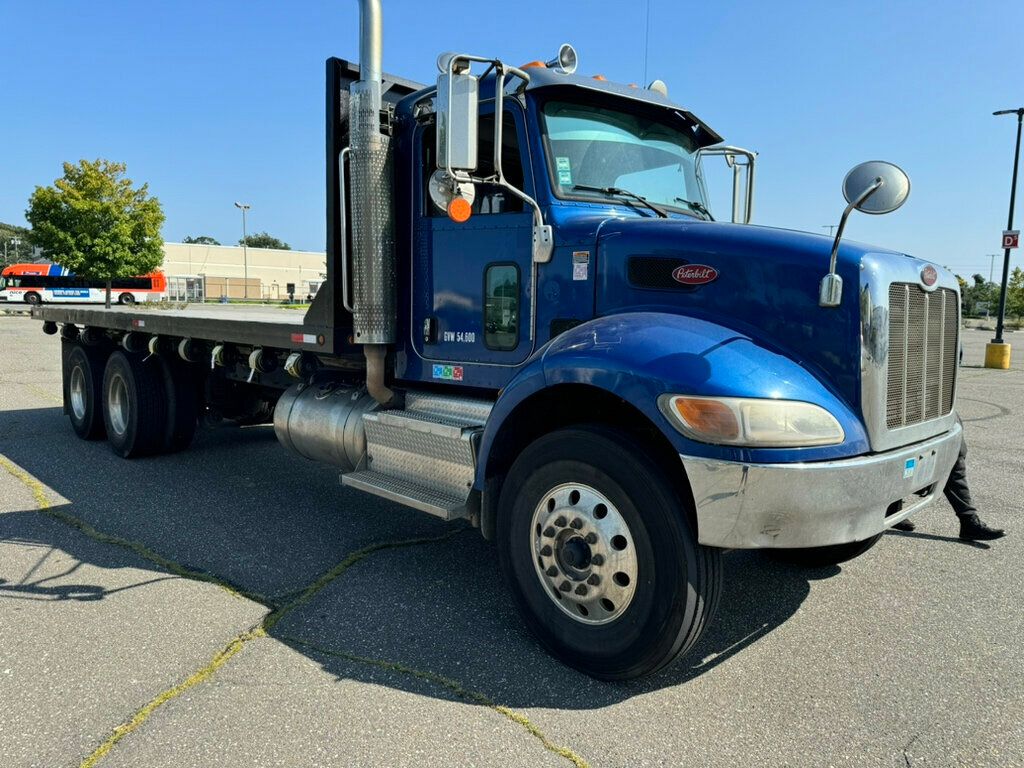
{"left": 64, "top": 343, "right": 107, "bottom": 440}
{"left": 498, "top": 426, "right": 721, "bottom": 680}
{"left": 95, "top": 350, "right": 200, "bottom": 458}
{"left": 102, "top": 351, "right": 168, "bottom": 458}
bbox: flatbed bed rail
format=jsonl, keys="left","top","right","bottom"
{"left": 33, "top": 304, "right": 315, "bottom": 349}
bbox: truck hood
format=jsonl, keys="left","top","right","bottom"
{"left": 594, "top": 217, "right": 910, "bottom": 414}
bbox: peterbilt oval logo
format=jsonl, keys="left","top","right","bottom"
{"left": 921, "top": 265, "right": 938, "bottom": 287}
{"left": 672, "top": 264, "right": 719, "bottom": 285}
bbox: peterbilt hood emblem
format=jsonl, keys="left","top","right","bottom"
{"left": 672, "top": 264, "right": 719, "bottom": 285}
{"left": 920, "top": 265, "right": 938, "bottom": 287}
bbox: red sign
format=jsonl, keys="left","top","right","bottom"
{"left": 672, "top": 264, "right": 719, "bottom": 285}
{"left": 920, "top": 265, "right": 938, "bottom": 287}
{"left": 1003, "top": 230, "right": 1019, "bottom": 249}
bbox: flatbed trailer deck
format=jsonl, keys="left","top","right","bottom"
{"left": 35, "top": 304, "right": 309, "bottom": 349}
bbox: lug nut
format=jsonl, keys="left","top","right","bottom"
{"left": 543, "top": 526, "right": 556, "bottom": 538}
{"left": 570, "top": 518, "right": 584, "bottom": 530}
{"left": 540, "top": 545, "right": 553, "bottom": 557}
{"left": 587, "top": 574, "right": 600, "bottom": 586}
{"left": 592, "top": 554, "right": 605, "bottom": 566}
{"left": 546, "top": 566, "right": 558, "bottom": 577}
{"left": 575, "top": 584, "right": 588, "bottom": 596}
{"left": 554, "top": 516, "right": 567, "bottom": 527}
{"left": 559, "top": 580, "right": 571, "bottom": 592}
{"left": 585, "top": 532, "right": 598, "bottom": 544}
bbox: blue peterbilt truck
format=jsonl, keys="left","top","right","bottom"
{"left": 37, "top": 0, "right": 963, "bottom": 679}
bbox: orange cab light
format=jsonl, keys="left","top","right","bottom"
{"left": 672, "top": 398, "right": 740, "bottom": 440}
{"left": 592, "top": 74, "right": 607, "bottom": 81}
{"left": 447, "top": 196, "right": 472, "bottom": 223}
{"left": 520, "top": 60, "right": 547, "bottom": 69}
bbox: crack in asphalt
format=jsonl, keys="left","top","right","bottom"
{"left": 279, "top": 633, "right": 590, "bottom": 768}
{"left": 0, "top": 454, "right": 590, "bottom": 768}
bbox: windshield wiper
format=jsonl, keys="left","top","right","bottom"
{"left": 674, "top": 197, "right": 714, "bottom": 221}
{"left": 573, "top": 184, "right": 669, "bottom": 219}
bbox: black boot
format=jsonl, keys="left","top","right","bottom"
{"left": 892, "top": 519, "right": 915, "bottom": 532}
{"left": 959, "top": 514, "right": 1005, "bottom": 541}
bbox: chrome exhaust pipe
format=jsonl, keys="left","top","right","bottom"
{"left": 351, "top": 0, "right": 397, "bottom": 405}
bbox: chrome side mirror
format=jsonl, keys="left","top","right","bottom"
{"left": 843, "top": 161, "right": 910, "bottom": 214}
{"left": 436, "top": 53, "right": 479, "bottom": 175}
{"left": 820, "top": 161, "right": 911, "bottom": 307}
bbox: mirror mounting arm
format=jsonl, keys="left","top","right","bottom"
{"left": 819, "top": 177, "right": 883, "bottom": 308}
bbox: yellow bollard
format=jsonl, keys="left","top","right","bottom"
{"left": 984, "top": 342, "right": 1012, "bottom": 369}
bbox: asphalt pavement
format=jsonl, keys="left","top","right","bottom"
{"left": 0, "top": 314, "right": 1021, "bottom": 767}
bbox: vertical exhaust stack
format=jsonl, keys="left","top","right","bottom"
{"left": 351, "top": 0, "right": 396, "bottom": 405}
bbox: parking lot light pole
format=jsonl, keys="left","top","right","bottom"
{"left": 986, "top": 108, "right": 1023, "bottom": 369}
{"left": 234, "top": 202, "right": 251, "bottom": 299}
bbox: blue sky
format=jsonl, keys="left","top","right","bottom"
{"left": 1, "top": 0, "right": 1022, "bottom": 279}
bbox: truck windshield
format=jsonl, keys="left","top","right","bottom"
{"left": 541, "top": 100, "right": 709, "bottom": 217}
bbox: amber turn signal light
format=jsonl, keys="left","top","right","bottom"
{"left": 447, "top": 197, "right": 472, "bottom": 223}
{"left": 671, "top": 398, "right": 740, "bottom": 441}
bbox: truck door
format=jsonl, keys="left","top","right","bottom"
{"left": 411, "top": 104, "right": 535, "bottom": 368}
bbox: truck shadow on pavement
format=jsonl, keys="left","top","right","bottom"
{"left": 2, "top": 405, "right": 839, "bottom": 709}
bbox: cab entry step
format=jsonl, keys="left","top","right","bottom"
{"left": 341, "top": 470, "right": 468, "bottom": 520}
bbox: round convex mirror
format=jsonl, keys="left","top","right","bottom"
{"left": 842, "top": 161, "right": 910, "bottom": 215}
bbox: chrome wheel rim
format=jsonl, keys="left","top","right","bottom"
{"left": 108, "top": 374, "right": 130, "bottom": 436}
{"left": 69, "top": 365, "right": 87, "bottom": 420}
{"left": 531, "top": 482, "right": 638, "bottom": 625}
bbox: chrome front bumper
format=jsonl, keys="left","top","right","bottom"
{"left": 682, "top": 422, "right": 963, "bottom": 549}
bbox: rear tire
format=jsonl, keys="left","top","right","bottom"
{"left": 63, "top": 343, "right": 107, "bottom": 440}
{"left": 158, "top": 356, "right": 200, "bottom": 452}
{"left": 770, "top": 534, "right": 883, "bottom": 567}
{"left": 497, "top": 425, "right": 721, "bottom": 680}
{"left": 101, "top": 351, "right": 168, "bottom": 458}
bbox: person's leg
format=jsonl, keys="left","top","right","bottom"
{"left": 944, "top": 436, "right": 975, "bottom": 518}
{"left": 946, "top": 434, "right": 1006, "bottom": 541}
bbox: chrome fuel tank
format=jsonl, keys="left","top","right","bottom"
{"left": 274, "top": 381, "right": 378, "bottom": 470}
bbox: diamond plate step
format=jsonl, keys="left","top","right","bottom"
{"left": 341, "top": 470, "right": 468, "bottom": 520}
{"left": 372, "top": 409, "right": 476, "bottom": 440}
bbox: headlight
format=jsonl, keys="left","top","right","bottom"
{"left": 658, "top": 395, "right": 845, "bottom": 447}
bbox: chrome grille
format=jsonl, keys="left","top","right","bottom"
{"left": 886, "top": 284, "right": 958, "bottom": 429}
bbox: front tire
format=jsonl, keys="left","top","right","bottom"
{"left": 24, "top": 292, "right": 41, "bottom": 305}
{"left": 102, "top": 351, "right": 168, "bottom": 458}
{"left": 63, "top": 343, "right": 107, "bottom": 440}
{"left": 498, "top": 425, "right": 721, "bottom": 680}
{"left": 118, "top": 293, "right": 135, "bottom": 305}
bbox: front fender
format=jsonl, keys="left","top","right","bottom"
{"left": 476, "top": 312, "right": 869, "bottom": 489}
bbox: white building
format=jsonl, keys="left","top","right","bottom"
{"left": 161, "top": 242, "right": 327, "bottom": 302}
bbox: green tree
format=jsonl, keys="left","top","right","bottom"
{"left": 26, "top": 160, "right": 165, "bottom": 307}
{"left": 182, "top": 234, "right": 220, "bottom": 245}
{"left": 239, "top": 232, "right": 290, "bottom": 250}
{"left": 1006, "top": 266, "right": 1024, "bottom": 320}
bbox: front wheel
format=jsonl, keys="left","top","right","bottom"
{"left": 498, "top": 425, "right": 721, "bottom": 680}
{"left": 118, "top": 293, "right": 135, "bottom": 305}
{"left": 24, "top": 292, "right": 41, "bottom": 305}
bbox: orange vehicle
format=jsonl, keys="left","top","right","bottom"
{"left": 0, "top": 263, "right": 167, "bottom": 305}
